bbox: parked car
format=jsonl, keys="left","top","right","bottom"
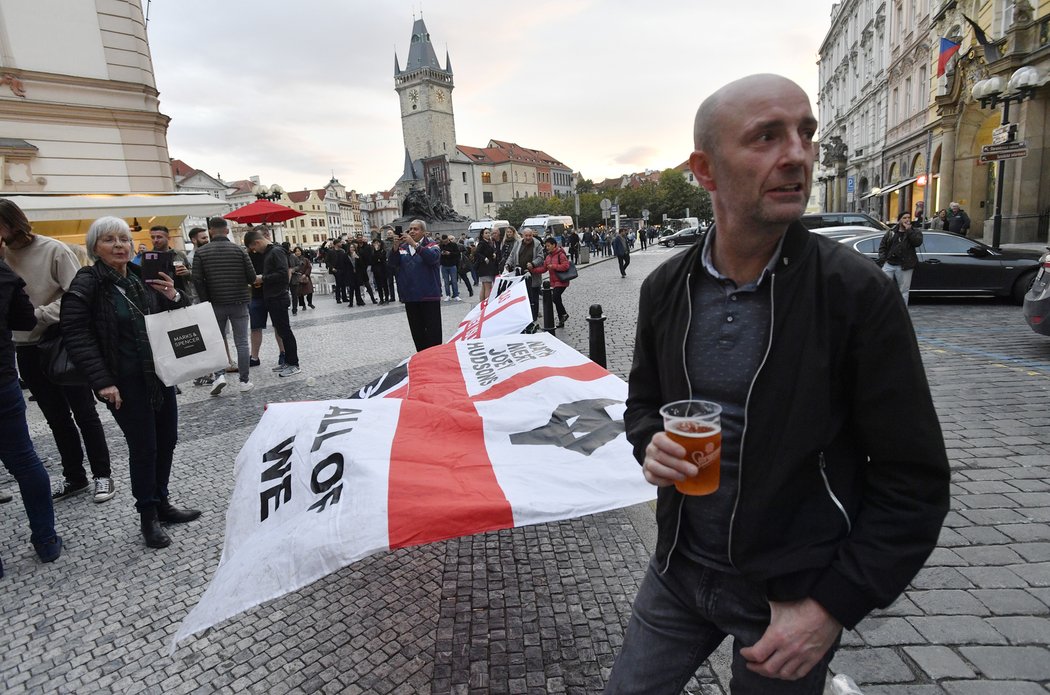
{"left": 659, "top": 226, "right": 702, "bottom": 247}
{"left": 840, "top": 231, "right": 1040, "bottom": 304}
{"left": 812, "top": 225, "right": 886, "bottom": 242}
{"left": 802, "top": 212, "right": 889, "bottom": 231}
{"left": 1022, "top": 247, "right": 1050, "bottom": 335}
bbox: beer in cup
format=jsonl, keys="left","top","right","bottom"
{"left": 660, "top": 400, "right": 722, "bottom": 496}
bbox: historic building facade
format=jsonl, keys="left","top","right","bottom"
{"left": 0, "top": 0, "right": 173, "bottom": 194}
{"left": 819, "top": 0, "right": 1049, "bottom": 242}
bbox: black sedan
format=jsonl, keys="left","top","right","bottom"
{"left": 1022, "top": 248, "right": 1050, "bottom": 335}
{"left": 660, "top": 226, "right": 703, "bottom": 247}
{"left": 840, "top": 231, "right": 1041, "bottom": 304}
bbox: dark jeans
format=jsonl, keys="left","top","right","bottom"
{"left": 552, "top": 286, "right": 567, "bottom": 318}
{"left": 16, "top": 344, "right": 111, "bottom": 485}
{"left": 107, "top": 372, "right": 178, "bottom": 512}
{"left": 334, "top": 276, "right": 349, "bottom": 303}
{"left": 0, "top": 378, "right": 57, "bottom": 545}
{"left": 386, "top": 275, "right": 397, "bottom": 302}
{"left": 617, "top": 254, "right": 631, "bottom": 276}
{"left": 457, "top": 269, "right": 474, "bottom": 296}
{"left": 374, "top": 272, "right": 389, "bottom": 302}
{"left": 404, "top": 301, "right": 442, "bottom": 352}
{"left": 605, "top": 554, "right": 838, "bottom": 694}
{"left": 526, "top": 283, "right": 540, "bottom": 320}
{"left": 265, "top": 296, "right": 298, "bottom": 366}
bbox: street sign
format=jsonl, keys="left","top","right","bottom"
{"left": 992, "top": 123, "right": 1017, "bottom": 145}
{"left": 609, "top": 205, "right": 619, "bottom": 215}
{"left": 641, "top": 208, "right": 650, "bottom": 220}
{"left": 600, "top": 198, "right": 612, "bottom": 212}
{"left": 979, "top": 149, "right": 1028, "bottom": 164}
{"left": 846, "top": 176, "right": 855, "bottom": 193}
{"left": 982, "top": 140, "right": 1027, "bottom": 154}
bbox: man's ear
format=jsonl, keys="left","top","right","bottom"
{"left": 689, "top": 150, "right": 716, "bottom": 192}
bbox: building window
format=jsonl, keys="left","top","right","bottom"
{"left": 482, "top": 172, "right": 491, "bottom": 184}
{"left": 462, "top": 171, "right": 467, "bottom": 182}
{"left": 483, "top": 192, "right": 493, "bottom": 203}
{"left": 314, "top": 234, "right": 320, "bottom": 242}
{"left": 905, "top": 77, "right": 912, "bottom": 115}
{"left": 502, "top": 171, "right": 508, "bottom": 183}
{"left": 464, "top": 193, "right": 469, "bottom": 204}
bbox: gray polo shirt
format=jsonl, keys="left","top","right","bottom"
{"left": 678, "top": 230, "right": 782, "bottom": 571}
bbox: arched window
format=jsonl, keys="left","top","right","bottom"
{"left": 501, "top": 171, "right": 508, "bottom": 183}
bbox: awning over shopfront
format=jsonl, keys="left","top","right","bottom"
{"left": 861, "top": 177, "right": 917, "bottom": 199}
{"left": 0, "top": 192, "right": 228, "bottom": 241}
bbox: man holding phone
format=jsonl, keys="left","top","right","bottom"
{"left": 149, "top": 226, "right": 194, "bottom": 301}
{"left": 387, "top": 219, "right": 442, "bottom": 351}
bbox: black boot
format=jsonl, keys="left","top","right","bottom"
{"left": 157, "top": 498, "right": 201, "bottom": 524}
{"left": 140, "top": 508, "right": 171, "bottom": 548}
{"left": 557, "top": 313, "right": 569, "bottom": 328}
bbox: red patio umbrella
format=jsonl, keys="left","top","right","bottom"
{"left": 224, "top": 199, "right": 304, "bottom": 224}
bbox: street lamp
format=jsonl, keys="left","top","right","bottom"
{"left": 972, "top": 66, "right": 1044, "bottom": 248}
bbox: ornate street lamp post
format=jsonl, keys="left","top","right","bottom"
{"left": 971, "top": 66, "right": 1042, "bottom": 248}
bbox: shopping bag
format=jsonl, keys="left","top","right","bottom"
{"left": 144, "top": 302, "right": 228, "bottom": 386}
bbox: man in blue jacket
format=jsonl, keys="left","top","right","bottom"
{"left": 388, "top": 219, "right": 442, "bottom": 351}
{"left": 605, "top": 74, "right": 949, "bottom": 694}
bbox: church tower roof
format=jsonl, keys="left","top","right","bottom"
{"left": 403, "top": 18, "right": 447, "bottom": 74}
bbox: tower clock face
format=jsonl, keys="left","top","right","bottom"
{"left": 436, "top": 89, "right": 445, "bottom": 103}
{"left": 408, "top": 89, "right": 419, "bottom": 104}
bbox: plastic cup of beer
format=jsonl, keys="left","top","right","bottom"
{"left": 660, "top": 400, "right": 722, "bottom": 496}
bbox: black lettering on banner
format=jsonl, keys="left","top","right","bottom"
{"left": 307, "top": 453, "right": 344, "bottom": 513}
{"left": 509, "top": 399, "right": 625, "bottom": 455}
{"left": 310, "top": 406, "right": 361, "bottom": 452}
{"left": 259, "top": 435, "right": 295, "bottom": 522}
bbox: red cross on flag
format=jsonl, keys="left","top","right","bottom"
{"left": 171, "top": 333, "right": 654, "bottom": 651}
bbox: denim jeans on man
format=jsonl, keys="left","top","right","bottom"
{"left": 15, "top": 345, "right": 111, "bottom": 486}
{"left": 265, "top": 297, "right": 298, "bottom": 366}
{"left": 0, "top": 377, "right": 58, "bottom": 545}
{"left": 882, "top": 263, "right": 914, "bottom": 304}
{"left": 604, "top": 554, "right": 839, "bottom": 694}
{"left": 211, "top": 302, "right": 251, "bottom": 382}
{"left": 106, "top": 373, "right": 178, "bottom": 512}
{"left": 441, "top": 265, "right": 460, "bottom": 299}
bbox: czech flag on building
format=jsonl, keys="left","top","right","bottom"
{"left": 938, "top": 38, "right": 961, "bottom": 77}
{"left": 171, "top": 333, "right": 655, "bottom": 651}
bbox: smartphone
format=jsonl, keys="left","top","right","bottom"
{"left": 394, "top": 225, "right": 403, "bottom": 235}
{"left": 141, "top": 250, "right": 175, "bottom": 283}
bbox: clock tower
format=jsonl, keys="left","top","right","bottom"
{"left": 394, "top": 17, "right": 457, "bottom": 166}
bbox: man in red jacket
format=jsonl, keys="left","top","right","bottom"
{"left": 605, "top": 75, "right": 949, "bottom": 694}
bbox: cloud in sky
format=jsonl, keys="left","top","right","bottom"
{"left": 147, "top": 0, "right": 834, "bottom": 194}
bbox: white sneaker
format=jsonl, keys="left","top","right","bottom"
{"left": 210, "top": 374, "right": 227, "bottom": 396}
{"left": 454, "top": 296, "right": 463, "bottom": 302}
{"left": 239, "top": 381, "right": 255, "bottom": 393}
{"left": 443, "top": 296, "right": 450, "bottom": 302}
{"left": 93, "top": 477, "right": 116, "bottom": 503}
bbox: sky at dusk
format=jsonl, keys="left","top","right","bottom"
{"left": 145, "top": 0, "right": 836, "bottom": 194}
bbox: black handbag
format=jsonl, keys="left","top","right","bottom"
{"left": 554, "top": 259, "right": 578, "bottom": 282}
{"left": 36, "top": 324, "right": 86, "bottom": 386}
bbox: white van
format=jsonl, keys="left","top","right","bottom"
{"left": 520, "top": 215, "right": 575, "bottom": 244}
{"left": 468, "top": 219, "right": 513, "bottom": 240}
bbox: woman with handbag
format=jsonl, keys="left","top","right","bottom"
{"left": 475, "top": 228, "right": 499, "bottom": 303}
{"left": 291, "top": 247, "right": 315, "bottom": 311}
{"left": 528, "top": 237, "right": 572, "bottom": 328}
{"left": 0, "top": 257, "right": 62, "bottom": 574}
{"left": 60, "top": 216, "right": 199, "bottom": 549}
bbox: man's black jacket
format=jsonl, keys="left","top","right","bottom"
{"left": 625, "top": 222, "right": 950, "bottom": 629}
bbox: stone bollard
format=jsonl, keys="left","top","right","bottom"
{"left": 587, "top": 304, "right": 607, "bottom": 368}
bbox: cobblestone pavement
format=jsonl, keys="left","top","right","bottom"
{"left": 2, "top": 242, "right": 1048, "bottom": 694}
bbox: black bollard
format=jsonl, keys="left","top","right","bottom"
{"left": 587, "top": 304, "right": 607, "bottom": 368}
{"left": 541, "top": 280, "right": 555, "bottom": 335}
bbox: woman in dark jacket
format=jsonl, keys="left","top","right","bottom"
{"left": 529, "top": 238, "right": 572, "bottom": 327}
{"left": 475, "top": 228, "right": 499, "bottom": 303}
{"left": 0, "top": 257, "right": 61, "bottom": 573}
{"left": 60, "top": 216, "right": 198, "bottom": 549}
{"left": 292, "top": 247, "right": 314, "bottom": 311}
{"left": 370, "top": 239, "right": 390, "bottom": 305}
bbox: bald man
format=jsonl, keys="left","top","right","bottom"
{"left": 605, "top": 75, "right": 949, "bottom": 693}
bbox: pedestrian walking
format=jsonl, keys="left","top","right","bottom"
{"left": 528, "top": 238, "right": 571, "bottom": 328}
{"left": 613, "top": 229, "right": 631, "bottom": 278}
{"left": 439, "top": 234, "right": 463, "bottom": 301}
{"left": 604, "top": 74, "right": 949, "bottom": 694}
{"left": 946, "top": 202, "right": 971, "bottom": 237}
{"left": 877, "top": 211, "right": 923, "bottom": 304}
{"left": 370, "top": 239, "right": 390, "bottom": 304}
{"left": 0, "top": 257, "right": 62, "bottom": 574}
{"left": 475, "top": 228, "right": 499, "bottom": 304}
{"left": 388, "top": 219, "right": 442, "bottom": 351}
{"left": 244, "top": 230, "right": 300, "bottom": 377}
{"left": 0, "top": 198, "right": 115, "bottom": 503}
{"left": 192, "top": 216, "right": 257, "bottom": 394}
{"left": 61, "top": 216, "right": 202, "bottom": 550}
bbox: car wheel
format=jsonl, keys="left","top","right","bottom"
{"left": 1012, "top": 270, "right": 1037, "bottom": 305}
{"left": 671, "top": 240, "right": 678, "bottom": 248}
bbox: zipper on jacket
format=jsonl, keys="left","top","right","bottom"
{"left": 727, "top": 274, "right": 777, "bottom": 570}
{"left": 660, "top": 271, "right": 694, "bottom": 576}
{"left": 818, "top": 451, "right": 852, "bottom": 533}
